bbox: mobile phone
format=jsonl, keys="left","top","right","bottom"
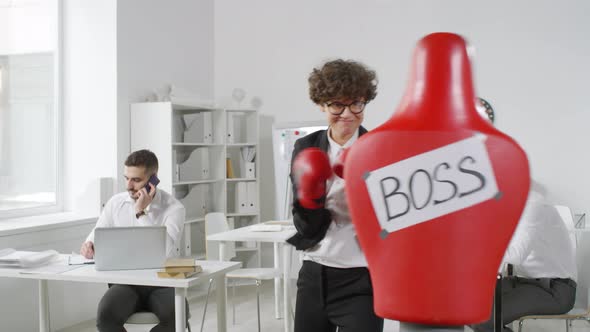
{"left": 145, "top": 174, "right": 160, "bottom": 193}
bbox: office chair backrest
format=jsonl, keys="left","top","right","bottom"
{"left": 205, "top": 212, "right": 236, "bottom": 261}
{"left": 554, "top": 205, "right": 577, "bottom": 253}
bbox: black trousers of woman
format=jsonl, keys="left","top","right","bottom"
{"left": 294, "top": 260, "right": 384, "bottom": 332}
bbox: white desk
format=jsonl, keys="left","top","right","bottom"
{"left": 206, "top": 221, "right": 296, "bottom": 332}
{"left": 0, "top": 254, "right": 241, "bottom": 332}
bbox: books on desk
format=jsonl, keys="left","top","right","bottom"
{"left": 157, "top": 270, "right": 202, "bottom": 279}
{"left": 157, "top": 258, "right": 202, "bottom": 279}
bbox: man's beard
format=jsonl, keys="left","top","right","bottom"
{"left": 128, "top": 190, "right": 138, "bottom": 201}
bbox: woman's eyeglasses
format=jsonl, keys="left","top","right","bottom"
{"left": 325, "top": 101, "right": 366, "bottom": 115}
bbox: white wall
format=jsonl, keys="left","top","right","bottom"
{"left": 214, "top": 0, "right": 590, "bottom": 217}
{"left": 62, "top": 0, "right": 118, "bottom": 214}
{"left": 0, "top": 1, "right": 56, "bottom": 55}
{"left": 116, "top": 0, "right": 215, "bottom": 190}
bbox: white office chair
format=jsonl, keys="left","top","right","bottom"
{"left": 515, "top": 205, "right": 589, "bottom": 331}
{"left": 125, "top": 310, "right": 192, "bottom": 331}
{"left": 204, "top": 212, "right": 282, "bottom": 332}
{"left": 555, "top": 205, "right": 578, "bottom": 251}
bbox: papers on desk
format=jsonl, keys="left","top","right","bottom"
{"left": 0, "top": 249, "right": 59, "bottom": 268}
{"left": 0, "top": 248, "right": 15, "bottom": 259}
{"left": 68, "top": 253, "right": 95, "bottom": 265}
{"left": 21, "top": 257, "right": 84, "bottom": 274}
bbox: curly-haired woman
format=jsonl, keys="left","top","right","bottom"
{"left": 287, "top": 59, "right": 383, "bottom": 332}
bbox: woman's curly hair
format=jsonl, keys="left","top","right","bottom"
{"left": 308, "top": 59, "right": 378, "bottom": 105}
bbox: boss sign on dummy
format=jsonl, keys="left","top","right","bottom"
{"left": 343, "top": 33, "right": 530, "bottom": 325}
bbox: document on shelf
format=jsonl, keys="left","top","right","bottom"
{"left": 240, "top": 146, "right": 256, "bottom": 162}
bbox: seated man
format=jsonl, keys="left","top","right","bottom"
{"left": 473, "top": 184, "right": 577, "bottom": 332}
{"left": 80, "top": 149, "right": 186, "bottom": 332}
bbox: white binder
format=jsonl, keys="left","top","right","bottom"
{"left": 183, "top": 113, "right": 204, "bottom": 143}
{"left": 235, "top": 182, "right": 248, "bottom": 213}
{"left": 247, "top": 182, "right": 258, "bottom": 213}
{"left": 199, "top": 149, "right": 210, "bottom": 180}
{"left": 203, "top": 112, "right": 213, "bottom": 143}
{"left": 177, "top": 148, "right": 210, "bottom": 181}
{"left": 243, "top": 162, "right": 255, "bottom": 178}
{"left": 227, "top": 113, "right": 235, "bottom": 143}
{"left": 172, "top": 113, "right": 186, "bottom": 142}
{"left": 178, "top": 185, "right": 197, "bottom": 219}
{"left": 199, "top": 185, "right": 209, "bottom": 216}
{"left": 173, "top": 150, "right": 180, "bottom": 182}
{"left": 178, "top": 185, "right": 209, "bottom": 218}
{"left": 240, "top": 147, "right": 256, "bottom": 178}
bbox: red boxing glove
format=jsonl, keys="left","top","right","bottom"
{"left": 332, "top": 148, "right": 349, "bottom": 178}
{"left": 292, "top": 148, "right": 332, "bottom": 209}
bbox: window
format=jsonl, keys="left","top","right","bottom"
{"left": 0, "top": 0, "right": 61, "bottom": 218}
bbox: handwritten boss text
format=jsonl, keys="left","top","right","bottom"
{"left": 365, "top": 135, "right": 499, "bottom": 234}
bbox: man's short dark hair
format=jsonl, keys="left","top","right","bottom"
{"left": 125, "top": 149, "right": 158, "bottom": 175}
{"left": 308, "top": 59, "right": 378, "bottom": 105}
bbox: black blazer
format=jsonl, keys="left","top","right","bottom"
{"left": 286, "top": 126, "right": 368, "bottom": 250}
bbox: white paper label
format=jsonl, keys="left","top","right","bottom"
{"left": 364, "top": 135, "right": 499, "bottom": 235}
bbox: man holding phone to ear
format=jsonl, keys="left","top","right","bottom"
{"left": 80, "top": 149, "right": 186, "bottom": 332}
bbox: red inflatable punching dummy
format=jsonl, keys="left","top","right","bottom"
{"left": 343, "top": 33, "right": 530, "bottom": 325}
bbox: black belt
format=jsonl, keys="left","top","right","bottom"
{"left": 510, "top": 277, "right": 576, "bottom": 290}
{"left": 552, "top": 278, "right": 577, "bottom": 288}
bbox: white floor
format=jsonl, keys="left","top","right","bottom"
{"left": 59, "top": 281, "right": 590, "bottom": 332}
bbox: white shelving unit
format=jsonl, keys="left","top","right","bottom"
{"left": 130, "top": 102, "right": 260, "bottom": 265}
{"left": 224, "top": 108, "right": 261, "bottom": 266}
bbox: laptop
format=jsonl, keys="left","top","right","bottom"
{"left": 94, "top": 226, "right": 167, "bottom": 271}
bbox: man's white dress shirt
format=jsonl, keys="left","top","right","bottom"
{"left": 503, "top": 194, "right": 577, "bottom": 281}
{"left": 86, "top": 189, "right": 185, "bottom": 257}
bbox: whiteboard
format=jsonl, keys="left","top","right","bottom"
{"left": 271, "top": 121, "right": 327, "bottom": 220}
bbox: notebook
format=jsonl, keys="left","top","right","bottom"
{"left": 94, "top": 226, "right": 167, "bottom": 271}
